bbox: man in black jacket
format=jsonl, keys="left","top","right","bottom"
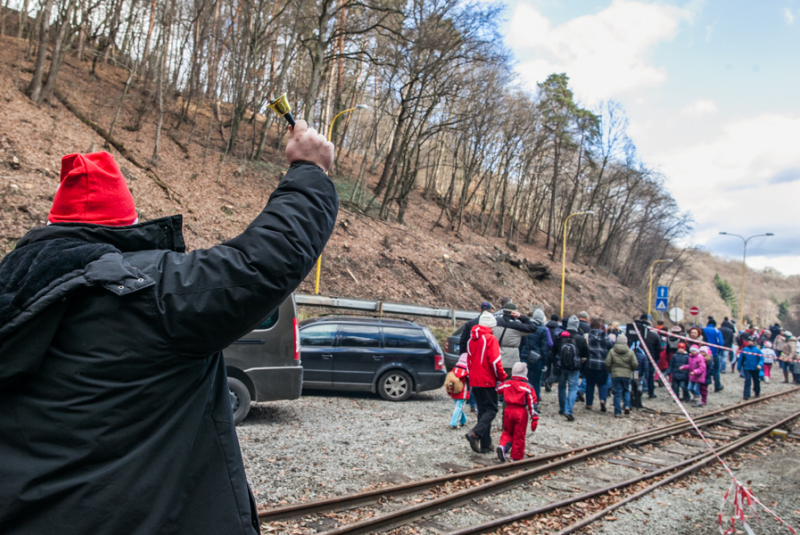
{"left": 458, "top": 301, "right": 493, "bottom": 355}
{"left": 720, "top": 317, "right": 736, "bottom": 373}
{"left": 0, "top": 120, "right": 337, "bottom": 535}
{"left": 520, "top": 308, "right": 552, "bottom": 403}
{"left": 626, "top": 314, "right": 662, "bottom": 399}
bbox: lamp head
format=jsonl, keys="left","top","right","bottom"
{"left": 267, "top": 94, "right": 295, "bottom": 126}
{"left": 355, "top": 104, "right": 370, "bottom": 110}
{"left": 766, "top": 233, "right": 774, "bottom": 236}
{"left": 585, "top": 211, "right": 595, "bottom": 215}
{"left": 719, "top": 232, "right": 727, "bottom": 235}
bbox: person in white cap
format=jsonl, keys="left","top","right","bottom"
{"left": 464, "top": 312, "right": 506, "bottom": 454}
{"left": 495, "top": 362, "right": 538, "bottom": 462}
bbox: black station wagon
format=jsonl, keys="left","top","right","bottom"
{"left": 299, "top": 316, "right": 446, "bottom": 401}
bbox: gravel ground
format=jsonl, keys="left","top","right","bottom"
{"left": 237, "top": 371, "right": 799, "bottom": 529}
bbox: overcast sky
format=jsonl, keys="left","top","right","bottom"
{"left": 501, "top": 0, "right": 800, "bottom": 275}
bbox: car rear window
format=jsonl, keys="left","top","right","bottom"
{"left": 339, "top": 325, "right": 381, "bottom": 348}
{"left": 300, "top": 324, "right": 338, "bottom": 347}
{"left": 383, "top": 327, "right": 430, "bottom": 349}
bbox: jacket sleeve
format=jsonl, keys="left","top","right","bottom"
{"left": 156, "top": 162, "right": 339, "bottom": 356}
{"left": 538, "top": 329, "right": 550, "bottom": 361}
{"left": 527, "top": 388, "right": 538, "bottom": 432}
{"left": 489, "top": 338, "right": 507, "bottom": 382}
{"left": 605, "top": 351, "right": 613, "bottom": 371}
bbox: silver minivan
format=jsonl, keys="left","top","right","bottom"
{"left": 223, "top": 295, "right": 301, "bottom": 424}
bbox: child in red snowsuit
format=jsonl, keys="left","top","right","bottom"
{"left": 495, "top": 362, "right": 539, "bottom": 462}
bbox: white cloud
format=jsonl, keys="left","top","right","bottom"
{"left": 646, "top": 113, "right": 800, "bottom": 275}
{"left": 680, "top": 99, "right": 718, "bottom": 116}
{"left": 784, "top": 7, "right": 795, "bottom": 24}
{"left": 705, "top": 24, "right": 714, "bottom": 42}
{"left": 507, "top": 0, "right": 694, "bottom": 103}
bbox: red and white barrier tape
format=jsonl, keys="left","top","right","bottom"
{"left": 655, "top": 328, "right": 799, "bottom": 364}
{"left": 632, "top": 323, "right": 797, "bottom": 535}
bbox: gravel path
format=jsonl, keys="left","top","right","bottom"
{"left": 237, "top": 372, "right": 799, "bottom": 530}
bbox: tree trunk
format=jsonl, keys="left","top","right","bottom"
{"left": 139, "top": 0, "right": 157, "bottom": 78}
{"left": 27, "top": 0, "right": 55, "bottom": 105}
{"left": 41, "top": 2, "right": 74, "bottom": 105}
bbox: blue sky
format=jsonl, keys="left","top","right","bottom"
{"left": 500, "top": 0, "right": 800, "bottom": 275}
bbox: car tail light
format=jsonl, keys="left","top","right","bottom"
{"left": 435, "top": 354, "right": 444, "bottom": 370}
{"left": 293, "top": 318, "right": 300, "bottom": 361}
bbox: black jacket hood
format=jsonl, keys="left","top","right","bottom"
{"left": 0, "top": 217, "right": 181, "bottom": 385}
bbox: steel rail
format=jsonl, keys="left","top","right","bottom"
{"left": 257, "top": 387, "right": 799, "bottom": 523}
{"left": 448, "top": 406, "right": 800, "bottom": 535}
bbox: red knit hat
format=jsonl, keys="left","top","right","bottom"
{"left": 48, "top": 151, "right": 137, "bottom": 226}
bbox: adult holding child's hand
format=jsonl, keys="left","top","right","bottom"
{"left": 286, "top": 119, "right": 334, "bottom": 173}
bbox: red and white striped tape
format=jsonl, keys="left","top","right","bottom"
{"left": 631, "top": 323, "right": 797, "bottom": 535}
{"left": 655, "top": 328, "right": 799, "bottom": 364}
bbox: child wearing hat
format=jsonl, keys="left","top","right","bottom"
{"left": 447, "top": 354, "right": 470, "bottom": 428}
{"left": 667, "top": 342, "right": 691, "bottom": 402}
{"left": 761, "top": 341, "right": 776, "bottom": 383}
{"left": 681, "top": 345, "right": 707, "bottom": 406}
{"left": 495, "top": 362, "right": 539, "bottom": 462}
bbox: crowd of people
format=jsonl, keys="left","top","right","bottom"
{"left": 447, "top": 298, "right": 800, "bottom": 460}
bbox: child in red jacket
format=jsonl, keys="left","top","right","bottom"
{"left": 447, "top": 353, "right": 470, "bottom": 428}
{"left": 496, "top": 362, "right": 539, "bottom": 462}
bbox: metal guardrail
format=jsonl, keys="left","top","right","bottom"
{"left": 295, "top": 294, "right": 479, "bottom": 322}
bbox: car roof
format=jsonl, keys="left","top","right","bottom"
{"left": 299, "top": 315, "right": 424, "bottom": 328}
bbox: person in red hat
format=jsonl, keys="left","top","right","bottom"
{"left": 0, "top": 120, "right": 336, "bottom": 535}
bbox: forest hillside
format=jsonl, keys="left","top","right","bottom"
{"left": 0, "top": 27, "right": 797, "bottom": 329}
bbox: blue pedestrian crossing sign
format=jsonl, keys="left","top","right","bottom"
{"left": 655, "top": 298, "right": 669, "bottom": 311}
{"left": 656, "top": 286, "right": 669, "bottom": 299}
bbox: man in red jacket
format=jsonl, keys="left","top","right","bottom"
{"left": 496, "top": 362, "right": 539, "bottom": 462}
{"left": 465, "top": 311, "right": 507, "bottom": 453}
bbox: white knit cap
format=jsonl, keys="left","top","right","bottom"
{"left": 511, "top": 361, "right": 528, "bottom": 378}
{"left": 478, "top": 311, "right": 497, "bottom": 328}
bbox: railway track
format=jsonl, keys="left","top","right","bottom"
{"left": 258, "top": 387, "right": 800, "bottom": 535}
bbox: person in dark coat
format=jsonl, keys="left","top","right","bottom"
{"left": 543, "top": 314, "right": 563, "bottom": 392}
{"left": 720, "top": 317, "right": 735, "bottom": 372}
{"left": 626, "top": 315, "right": 662, "bottom": 399}
{"left": 667, "top": 342, "right": 691, "bottom": 401}
{"left": 584, "top": 319, "right": 613, "bottom": 412}
{"left": 577, "top": 311, "right": 591, "bottom": 335}
{"left": 703, "top": 317, "right": 725, "bottom": 391}
{"left": 553, "top": 315, "right": 589, "bottom": 421}
{"left": 520, "top": 308, "right": 552, "bottom": 403}
{"left": 458, "top": 301, "right": 494, "bottom": 356}
{"left": 0, "top": 122, "right": 337, "bottom": 535}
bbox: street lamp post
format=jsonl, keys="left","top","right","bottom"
{"left": 313, "top": 105, "right": 371, "bottom": 295}
{"left": 719, "top": 232, "right": 774, "bottom": 327}
{"left": 647, "top": 259, "right": 673, "bottom": 317}
{"left": 560, "top": 211, "right": 594, "bottom": 318}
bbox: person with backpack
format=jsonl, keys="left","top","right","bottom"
{"left": 464, "top": 312, "right": 507, "bottom": 454}
{"left": 543, "top": 314, "right": 563, "bottom": 392}
{"left": 495, "top": 362, "right": 539, "bottom": 462}
{"left": 605, "top": 335, "right": 637, "bottom": 417}
{"left": 585, "top": 319, "right": 613, "bottom": 412}
{"left": 520, "top": 308, "right": 552, "bottom": 404}
{"left": 446, "top": 354, "right": 470, "bottom": 428}
{"left": 667, "top": 342, "right": 691, "bottom": 402}
{"left": 553, "top": 315, "right": 589, "bottom": 421}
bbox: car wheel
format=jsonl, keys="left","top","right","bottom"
{"left": 378, "top": 370, "right": 413, "bottom": 401}
{"left": 228, "top": 377, "right": 252, "bottom": 425}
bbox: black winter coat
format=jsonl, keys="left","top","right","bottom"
{"left": 626, "top": 321, "right": 662, "bottom": 362}
{"left": 668, "top": 352, "right": 690, "bottom": 382}
{"left": 0, "top": 162, "right": 338, "bottom": 535}
{"left": 720, "top": 320, "right": 735, "bottom": 348}
{"left": 520, "top": 321, "right": 551, "bottom": 364}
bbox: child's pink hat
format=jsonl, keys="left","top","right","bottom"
{"left": 699, "top": 346, "right": 710, "bottom": 354}
{"left": 689, "top": 345, "right": 700, "bottom": 353}
{"left": 457, "top": 353, "right": 468, "bottom": 367}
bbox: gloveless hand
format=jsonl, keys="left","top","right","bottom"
{"left": 285, "top": 119, "right": 334, "bottom": 173}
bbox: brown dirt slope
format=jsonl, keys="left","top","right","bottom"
{"left": 1, "top": 36, "right": 795, "bottom": 325}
